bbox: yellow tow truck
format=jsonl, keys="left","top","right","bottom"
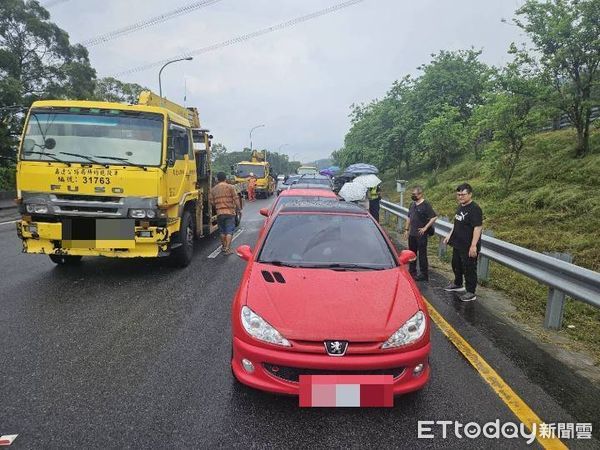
{"left": 234, "top": 150, "right": 275, "bottom": 199}
{"left": 15, "top": 91, "right": 220, "bottom": 267}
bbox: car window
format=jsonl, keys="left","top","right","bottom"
{"left": 258, "top": 214, "right": 397, "bottom": 269}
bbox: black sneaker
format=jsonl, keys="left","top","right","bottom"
{"left": 459, "top": 292, "right": 477, "bottom": 302}
{"left": 415, "top": 273, "right": 429, "bottom": 281}
{"left": 444, "top": 283, "right": 465, "bottom": 292}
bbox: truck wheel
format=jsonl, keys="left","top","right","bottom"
{"left": 49, "top": 255, "right": 82, "bottom": 265}
{"left": 171, "top": 210, "right": 194, "bottom": 267}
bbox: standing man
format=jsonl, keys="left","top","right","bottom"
{"left": 368, "top": 184, "right": 382, "bottom": 222}
{"left": 209, "top": 172, "right": 242, "bottom": 255}
{"left": 247, "top": 172, "right": 257, "bottom": 202}
{"left": 443, "top": 183, "right": 483, "bottom": 301}
{"left": 404, "top": 186, "right": 437, "bottom": 281}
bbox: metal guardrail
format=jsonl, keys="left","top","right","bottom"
{"left": 380, "top": 199, "right": 600, "bottom": 330}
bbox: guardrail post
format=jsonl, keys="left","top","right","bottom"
{"left": 438, "top": 216, "right": 449, "bottom": 259}
{"left": 477, "top": 229, "right": 494, "bottom": 282}
{"left": 543, "top": 252, "right": 573, "bottom": 330}
{"left": 396, "top": 215, "right": 405, "bottom": 232}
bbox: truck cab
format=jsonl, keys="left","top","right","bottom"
{"left": 234, "top": 150, "right": 275, "bottom": 198}
{"left": 297, "top": 165, "right": 318, "bottom": 176}
{"left": 15, "top": 91, "right": 217, "bottom": 267}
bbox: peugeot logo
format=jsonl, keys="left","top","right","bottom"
{"left": 324, "top": 340, "right": 348, "bottom": 356}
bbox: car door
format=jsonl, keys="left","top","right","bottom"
{"left": 166, "top": 123, "right": 193, "bottom": 205}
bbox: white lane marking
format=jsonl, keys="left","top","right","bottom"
{"left": 208, "top": 228, "right": 244, "bottom": 259}
{"left": 0, "top": 220, "right": 17, "bottom": 226}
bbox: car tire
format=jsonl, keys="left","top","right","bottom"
{"left": 49, "top": 254, "right": 82, "bottom": 265}
{"left": 170, "top": 209, "right": 194, "bottom": 267}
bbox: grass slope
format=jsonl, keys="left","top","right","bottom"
{"left": 382, "top": 128, "right": 600, "bottom": 363}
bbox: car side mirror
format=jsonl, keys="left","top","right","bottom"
{"left": 44, "top": 137, "right": 56, "bottom": 150}
{"left": 236, "top": 245, "right": 253, "bottom": 261}
{"left": 259, "top": 208, "right": 270, "bottom": 217}
{"left": 399, "top": 250, "right": 417, "bottom": 265}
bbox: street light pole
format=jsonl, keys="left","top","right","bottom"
{"left": 249, "top": 124, "right": 265, "bottom": 151}
{"left": 158, "top": 57, "right": 193, "bottom": 101}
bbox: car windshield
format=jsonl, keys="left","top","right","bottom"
{"left": 237, "top": 164, "right": 265, "bottom": 178}
{"left": 273, "top": 196, "right": 337, "bottom": 212}
{"left": 258, "top": 213, "right": 397, "bottom": 269}
{"left": 21, "top": 110, "right": 164, "bottom": 166}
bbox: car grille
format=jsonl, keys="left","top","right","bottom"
{"left": 262, "top": 363, "right": 405, "bottom": 383}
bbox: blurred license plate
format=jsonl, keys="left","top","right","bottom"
{"left": 62, "top": 218, "right": 135, "bottom": 248}
{"left": 299, "top": 375, "right": 393, "bottom": 407}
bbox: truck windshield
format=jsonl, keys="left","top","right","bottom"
{"left": 21, "top": 110, "right": 164, "bottom": 166}
{"left": 297, "top": 167, "right": 317, "bottom": 175}
{"left": 237, "top": 164, "right": 265, "bottom": 178}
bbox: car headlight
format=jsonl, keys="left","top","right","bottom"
{"left": 382, "top": 311, "right": 427, "bottom": 349}
{"left": 26, "top": 204, "right": 48, "bottom": 214}
{"left": 129, "top": 209, "right": 146, "bottom": 218}
{"left": 241, "top": 306, "right": 290, "bottom": 347}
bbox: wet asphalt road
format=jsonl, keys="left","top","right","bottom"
{"left": 0, "top": 199, "right": 597, "bottom": 449}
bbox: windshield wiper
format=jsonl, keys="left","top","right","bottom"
{"left": 260, "top": 260, "right": 302, "bottom": 268}
{"left": 59, "top": 152, "right": 108, "bottom": 167}
{"left": 23, "top": 151, "right": 71, "bottom": 166}
{"left": 93, "top": 155, "right": 148, "bottom": 171}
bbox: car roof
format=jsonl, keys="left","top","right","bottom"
{"left": 288, "top": 183, "right": 333, "bottom": 190}
{"left": 278, "top": 200, "right": 369, "bottom": 215}
{"left": 279, "top": 188, "right": 337, "bottom": 197}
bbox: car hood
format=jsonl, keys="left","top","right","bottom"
{"left": 244, "top": 263, "right": 420, "bottom": 342}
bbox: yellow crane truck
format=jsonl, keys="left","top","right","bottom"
{"left": 234, "top": 150, "right": 275, "bottom": 198}
{"left": 15, "top": 91, "right": 222, "bottom": 267}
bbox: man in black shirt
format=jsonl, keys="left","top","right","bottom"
{"left": 404, "top": 186, "right": 437, "bottom": 281}
{"left": 443, "top": 183, "right": 483, "bottom": 301}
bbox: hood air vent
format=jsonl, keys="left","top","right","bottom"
{"left": 261, "top": 270, "right": 286, "bottom": 284}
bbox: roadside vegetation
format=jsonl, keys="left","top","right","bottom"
{"left": 332, "top": 0, "right": 600, "bottom": 364}
{"left": 382, "top": 128, "right": 600, "bottom": 364}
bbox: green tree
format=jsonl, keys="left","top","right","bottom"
{"left": 93, "top": 77, "right": 148, "bottom": 103}
{"left": 413, "top": 49, "right": 493, "bottom": 122}
{"left": 471, "top": 60, "right": 550, "bottom": 188}
{"left": 514, "top": 0, "right": 600, "bottom": 157}
{"left": 0, "top": 0, "right": 96, "bottom": 164}
{"left": 419, "top": 105, "right": 466, "bottom": 171}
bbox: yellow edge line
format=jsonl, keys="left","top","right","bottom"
{"left": 424, "top": 297, "right": 567, "bottom": 450}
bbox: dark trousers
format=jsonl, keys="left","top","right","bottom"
{"left": 452, "top": 247, "right": 478, "bottom": 293}
{"left": 408, "top": 235, "right": 429, "bottom": 276}
{"left": 369, "top": 199, "right": 380, "bottom": 222}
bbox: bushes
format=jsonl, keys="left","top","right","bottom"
{"left": 0, "top": 167, "right": 16, "bottom": 191}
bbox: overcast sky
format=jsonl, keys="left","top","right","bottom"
{"left": 48, "top": 0, "right": 525, "bottom": 163}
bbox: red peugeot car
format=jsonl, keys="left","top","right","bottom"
{"left": 232, "top": 201, "right": 431, "bottom": 396}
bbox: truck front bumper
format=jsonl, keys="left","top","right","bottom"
{"left": 16, "top": 220, "right": 172, "bottom": 258}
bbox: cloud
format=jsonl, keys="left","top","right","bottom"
{"left": 49, "top": 0, "right": 523, "bottom": 163}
